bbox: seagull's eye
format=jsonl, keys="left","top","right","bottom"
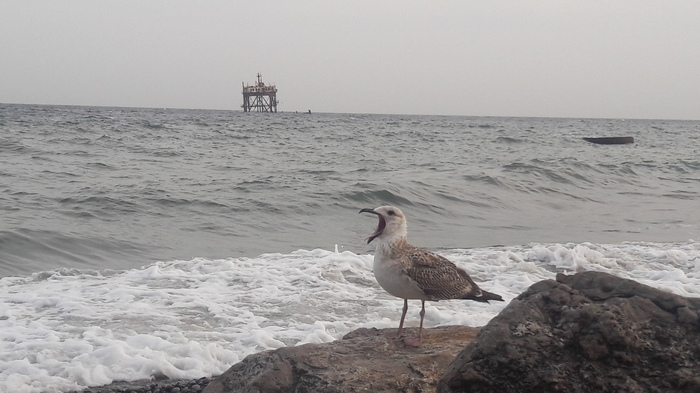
{"left": 387, "top": 210, "right": 395, "bottom": 216}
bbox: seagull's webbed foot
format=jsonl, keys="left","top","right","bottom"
{"left": 402, "top": 336, "right": 422, "bottom": 347}
{"left": 386, "top": 330, "right": 404, "bottom": 340}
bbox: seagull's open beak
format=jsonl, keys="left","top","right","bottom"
{"left": 359, "top": 208, "right": 385, "bottom": 244}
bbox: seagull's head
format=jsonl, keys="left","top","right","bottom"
{"left": 359, "top": 205, "right": 407, "bottom": 244}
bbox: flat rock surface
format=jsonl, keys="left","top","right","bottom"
{"left": 203, "top": 325, "right": 480, "bottom": 393}
{"left": 438, "top": 271, "right": 700, "bottom": 393}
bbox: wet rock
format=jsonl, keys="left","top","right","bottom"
{"left": 203, "top": 325, "right": 480, "bottom": 393}
{"left": 74, "top": 377, "right": 211, "bottom": 393}
{"left": 438, "top": 271, "right": 700, "bottom": 393}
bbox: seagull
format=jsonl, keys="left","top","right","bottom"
{"left": 360, "top": 205, "right": 503, "bottom": 347}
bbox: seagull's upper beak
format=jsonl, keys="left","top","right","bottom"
{"left": 359, "top": 208, "right": 385, "bottom": 244}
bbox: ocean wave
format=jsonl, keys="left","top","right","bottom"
{"left": 0, "top": 229, "right": 150, "bottom": 278}
{"left": 341, "top": 189, "right": 415, "bottom": 206}
{"left": 57, "top": 196, "right": 142, "bottom": 216}
{"left": 2, "top": 106, "right": 699, "bottom": 281}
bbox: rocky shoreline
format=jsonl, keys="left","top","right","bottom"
{"left": 74, "top": 271, "right": 700, "bottom": 393}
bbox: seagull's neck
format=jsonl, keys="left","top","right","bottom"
{"left": 375, "top": 234, "right": 409, "bottom": 257}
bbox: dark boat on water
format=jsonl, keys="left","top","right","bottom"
{"left": 583, "top": 136, "right": 634, "bottom": 145}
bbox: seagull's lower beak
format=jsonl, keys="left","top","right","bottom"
{"left": 359, "top": 208, "right": 385, "bottom": 244}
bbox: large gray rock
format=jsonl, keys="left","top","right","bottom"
{"left": 203, "top": 325, "right": 479, "bottom": 393}
{"left": 438, "top": 271, "right": 700, "bottom": 393}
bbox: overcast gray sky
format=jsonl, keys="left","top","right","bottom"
{"left": 2, "top": 1, "right": 699, "bottom": 119}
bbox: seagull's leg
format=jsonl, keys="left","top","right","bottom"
{"left": 394, "top": 298, "right": 409, "bottom": 338}
{"left": 403, "top": 300, "right": 425, "bottom": 347}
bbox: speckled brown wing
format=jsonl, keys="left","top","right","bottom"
{"left": 405, "top": 248, "right": 483, "bottom": 300}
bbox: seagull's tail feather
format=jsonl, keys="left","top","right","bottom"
{"left": 466, "top": 289, "right": 504, "bottom": 303}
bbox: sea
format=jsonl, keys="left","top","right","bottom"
{"left": 1, "top": 103, "right": 699, "bottom": 392}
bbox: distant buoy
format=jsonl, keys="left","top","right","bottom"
{"left": 583, "top": 137, "right": 634, "bottom": 145}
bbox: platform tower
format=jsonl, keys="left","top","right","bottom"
{"left": 242, "top": 73, "right": 278, "bottom": 113}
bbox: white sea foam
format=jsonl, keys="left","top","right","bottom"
{"left": 1, "top": 241, "right": 699, "bottom": 392}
